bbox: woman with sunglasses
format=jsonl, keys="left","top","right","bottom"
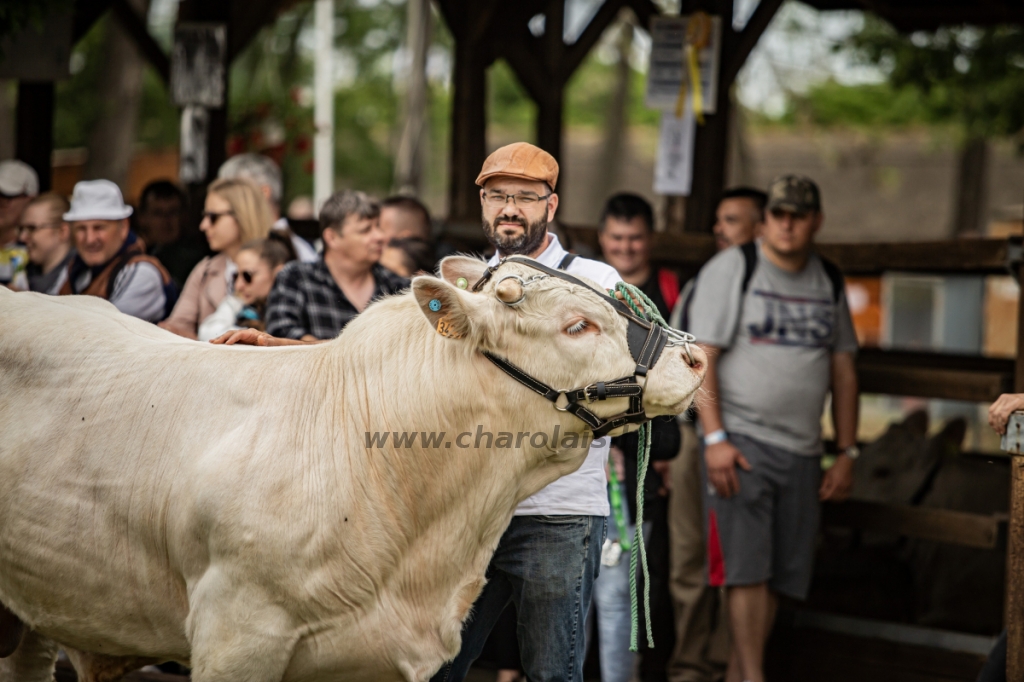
{"left": 197, "top": 231, "right": 296, "bottom": 341}
{"left": 160, "top": 177, "right": 273, "bottom": 339}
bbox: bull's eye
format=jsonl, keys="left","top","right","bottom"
{"left": 566, "top": 320, "right": 589, "bottom": 335}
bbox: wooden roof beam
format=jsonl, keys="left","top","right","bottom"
{"left": 723, "top": 0, "right": 785, "bottom": 85}
{"left": 110, "top": 0, "right": 170, "bottom": 83}
{"left": 561, "top": 0, "right": 629, "bottom": 80}
{"left": 625, "top": 0, "right": 661, "bottom": 31}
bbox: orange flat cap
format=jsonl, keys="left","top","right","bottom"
{"left": 476, "top": 142, "right": 559, "bottom": 190}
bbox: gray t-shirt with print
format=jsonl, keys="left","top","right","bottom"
{"left": 687, "top": 242, "right": 858, "bottom": 455}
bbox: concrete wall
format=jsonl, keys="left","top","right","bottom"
{"left": 554, "top": 127, "right": 1024, "bottom": 242}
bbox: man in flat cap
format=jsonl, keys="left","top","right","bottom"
{"left": 430, "top": 143, "right": 622, "bottom": 682}
{"left": 684, "top": 175, "right": 859, "bottom": 682}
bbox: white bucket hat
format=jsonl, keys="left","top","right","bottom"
{"left": 0, "top": 160, "right": 39, "bottom": 197}
{"left": 63, "top": 180, "right": 134, "bottom": 221}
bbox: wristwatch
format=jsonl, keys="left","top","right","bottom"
{"left": 843, "top": 444, "right": 861, "bottom": 461}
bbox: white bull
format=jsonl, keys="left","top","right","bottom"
{"left": 0, "top": 256, "right": 705, "bottom": 682}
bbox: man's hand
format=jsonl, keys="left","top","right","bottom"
{"left": 651, "top": 460, "right": 672, "bottom": 496}
{"left": 705, "top": 441, "right": 751, "bottom": 498}
{"left": 989, "top": 393, "right": 1024, "bottom": 436}
{"left": 819, "top": 454, "right": 854, "bottom": 501}
{"left": 613, "top": 289, "right": 645, "bottom": 314}
{"left": 211, "top": 329, "right": 279, "bottom": 346}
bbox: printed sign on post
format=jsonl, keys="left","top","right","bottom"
{"left": 653, "top": 102, "right": 696, "bottom": 196}
{"left": 645, "top": 14, "right": 721, "bottom": 114}
{"left": 171, "top": 23, "right": 227, "bottom": 108}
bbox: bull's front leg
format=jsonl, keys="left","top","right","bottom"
{"left": 0, "top": 603, "right": 24, "bottom": 658}
{"left": 0, "top": 629, "right": 58, "bottom": 682}
{"left": 186, "top": 568, "right": 300, "bottom": 682}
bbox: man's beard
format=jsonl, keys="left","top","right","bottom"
{"left": 482, "top": 214, "right": 549, "bottom": 256}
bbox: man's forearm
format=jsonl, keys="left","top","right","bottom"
{"left": 697, "top": 348, "right": 725, "bottom": 435}
{"left": 831, "top": 353, "right": 859, "bottom": 449}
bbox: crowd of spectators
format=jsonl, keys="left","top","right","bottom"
{"left": 4, "top": 147, "right": 860, "bottom": 682}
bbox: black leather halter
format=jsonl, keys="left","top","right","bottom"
{"left": 471, "top": 256, "right": 681, "bottom": 438}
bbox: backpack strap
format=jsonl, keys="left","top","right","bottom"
{"left": 740, "top": 241, "right": 758, "bottom": 295}
{"left": 820, "top": 256, "right": 845, "bottom": 304}
{"left": 558, "top": 253, "right": 577, "bottom": 270}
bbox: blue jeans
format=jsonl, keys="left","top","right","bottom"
{"left": 431, "top": 514, "right": 606, "bottom": 682}
{"left": 592, "top": 509, "right": 646, "bottom": 682}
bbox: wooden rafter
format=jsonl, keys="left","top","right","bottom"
{"left": 73, "top": 0, "right": 114, "bottom": 42}
{"left": 624, "top": 0, "right": 661, "bottom": 30}
{"left": 228, "top": 0, "right": 298, "bottom": 60}
{"left": 561, "top": 0, "right": 629, "bottom": 80}
{"left": 110, "top": 0, "right": 170, "bottom": 83}
{"left": 723, "top": 0, "right": 784, "bottom": 85}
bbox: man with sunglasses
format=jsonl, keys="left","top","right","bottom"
{"left": 430, "top": 143, "right": 622, "bottom": 682}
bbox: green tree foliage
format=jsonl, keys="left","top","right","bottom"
{"left": 55, "top": 16, "right": 178, "bottom": 150}
{"left": 0, "top": 0, "right": 70, "bottom": 49}
{"left": 843, "top": 18, "right": 1024, "bottom": 137}
{"left": 785, "top": 80, "right": 942, "bottom": 128}
{"left": 229, "top": 0, "right": 455, "bottom": 203}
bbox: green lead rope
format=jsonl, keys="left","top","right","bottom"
{"left": 608, "top": 281, "right": 668, "bottom": 651}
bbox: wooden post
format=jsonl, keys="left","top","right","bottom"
{"left": 674, "top": 0, "right": 783, "bottom": 233}
{"left": 448, "top": 36, "right": 489, "bottom": 223}
{"left": 176, "top": 0, "right": 231, "bottom": 246}
{"left": 14, "top": 81, "right": 54, "bottom": 192}
{"left": 1007, "top": 260, "right": 1024, "bottom": 680}
{"left": 536, "top": 0, "right": 565, "bottom": 166}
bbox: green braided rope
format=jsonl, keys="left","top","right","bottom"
{"left": 609, "top": 282, "right": 664, "bottom": 651}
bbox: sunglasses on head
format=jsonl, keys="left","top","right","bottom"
{"left": 233, "top": 270, "right": 255, "bottom": 284}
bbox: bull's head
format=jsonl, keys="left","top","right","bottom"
{"left": 412, "top": 256, "right": 705, "bottom": 437}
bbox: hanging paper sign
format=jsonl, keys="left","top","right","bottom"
{"left": 653, "top": 102, "right": 696, "bottom": 196}
{"left": 645, "top": 14, "right": 721, "bottom": 115}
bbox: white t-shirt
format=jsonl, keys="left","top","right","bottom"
{"left": 488, "top": 233, "right": 620, "bottom": 517}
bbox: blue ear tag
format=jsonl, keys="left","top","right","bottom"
{"left": 428, "top": 298, "right": 442, "bottom": 312}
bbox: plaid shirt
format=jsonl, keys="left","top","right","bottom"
{"left": 265, "top": 259, "right": 409, "bottom": 340}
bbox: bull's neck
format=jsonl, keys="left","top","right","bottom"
{"left": 318, "top": 295, "right": 591, "bottom": 540}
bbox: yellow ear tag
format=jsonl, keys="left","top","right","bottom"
{"left": 436, "top": 317, "right": 464, "bottom": 339}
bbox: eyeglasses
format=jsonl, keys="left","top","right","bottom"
{"left": 17, "top": 222, "right": 61, "bottom": 235}
{"left": 483, "top": 191, "right": 552, "bottom": 207}
{"left": 202, "top": 210, "right": 234, "bottom": 225}
{"left": 233, "top": 270, "right": 255, "bottom": 285}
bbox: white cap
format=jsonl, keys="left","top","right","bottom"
{"left": 63, "top": 180, "right": 134, "bottom": 222}
{"left": 0, "top": 160, "right": 39, "bottom": 197}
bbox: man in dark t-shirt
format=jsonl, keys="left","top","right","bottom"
{"left": 596, "top": 192, "right": 680, "bottom": 678}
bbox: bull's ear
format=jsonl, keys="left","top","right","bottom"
{"left": 412, "top": 276, "right": 478, "bottom": 340}
{"left": 439, "top": 256, "right": 489, "bottom": 290}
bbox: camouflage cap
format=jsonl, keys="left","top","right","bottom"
{"left": 766, "top": 175, "right": 821, "bottom": 213}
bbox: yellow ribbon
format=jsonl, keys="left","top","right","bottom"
{"left": 674, "top": 11, "right": 711, "bottom": 124}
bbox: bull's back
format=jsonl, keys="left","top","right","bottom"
{"left": 0, "top": 290, "right": 315, "bottom": 657}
